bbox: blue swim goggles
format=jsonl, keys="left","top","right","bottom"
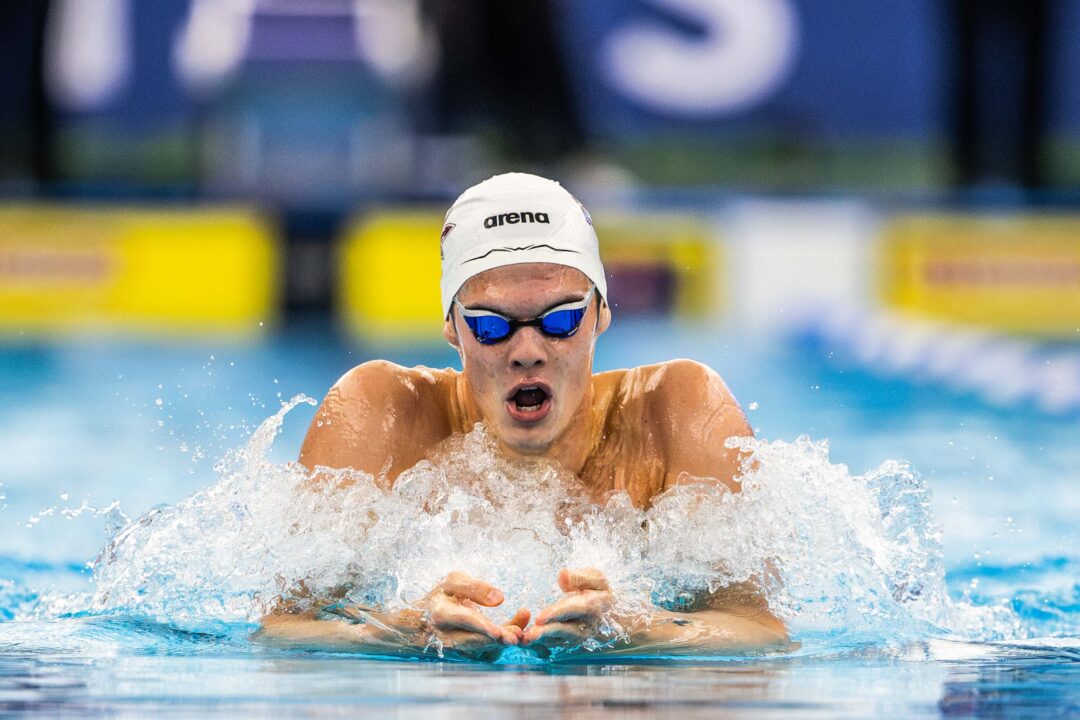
{"left": 454, "top": 286, "right": 596, "bottom": 345}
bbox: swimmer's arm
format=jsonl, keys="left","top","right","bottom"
{"left": 253, "top": 590, "right": 419, "bottom": 655}
{"left": 527, "top": 570, "right": 789, "bottom": 658}
{"left": 641, "top": 360, "right": 790, "bottom": 651}
{"left": 619, "top": 579, "right": 790, "bottom": 655}
{"left": 255, "top": 574, "right": 527, "bottom": 659}
{"left": 525, "top": 600, "right": 788, "bottom": 658}
{"left": 526, "top": 608, "right": 788, "bottom": 659}
{"left": 253, "top": 612, "right": 411, "bottom": 654}
{"left": 607, "top": 605, "right": 791, "bottom": 657}
{"left": 255, "top": 610, "right": 473, "bottom": 658}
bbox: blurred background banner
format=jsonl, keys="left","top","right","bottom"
{"left": 0, "top": 205, "right": 277, "bottom": 335}
{"left": 557, "top": 0, "right": 950, "bottom": 188}
{"left": 880, "top": 215, "right": 1080, "bottom": 337}
{"left": 0, "top": 0, "right": 1078, "bottom": 353}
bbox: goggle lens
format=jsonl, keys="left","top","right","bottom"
{"left": 539, "top": 307, "right": 586, "bottom": 337}
{"left": 464, "top": 314, "right": 513, "bottom": 344}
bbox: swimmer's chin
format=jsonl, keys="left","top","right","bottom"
{"left": 496, "top": 425, "right": 561, "bottom": 456}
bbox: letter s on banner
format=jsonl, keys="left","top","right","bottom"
{"left": 602, "top": 0, "right": 799, "bottom": 116}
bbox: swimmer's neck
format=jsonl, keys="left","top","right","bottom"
{"left": 451, "top": 373, "right": 604, "bottom": 477}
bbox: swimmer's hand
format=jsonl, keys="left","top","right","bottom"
{"left": 523, "top": 567, "right": 614, "bottom": 654}
{"left": 522, "top": 568, "right": 793, "bottom": 658}
{"left": 408, "top": 571, "right": 531, "bottom": 660}
{"left": 329, "top": 571, "right": 528, "bottom": 660}
{"left": 255, "top": 572, "right": 529, "bottom": 662}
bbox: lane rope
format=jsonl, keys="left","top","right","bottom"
{"left": 796, "top": 306, "right": 1080, "bottom": 417}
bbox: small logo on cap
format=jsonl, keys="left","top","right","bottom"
{"left": 483, "top": 211, "right": 550, "bottom": 229}
{"left": 571, "top": 195, "right": 592, "bottom": 226}
{"left": 440, "top": 223, "right": 455, "bottom": 259}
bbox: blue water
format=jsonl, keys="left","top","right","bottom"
{"left": 0, "top": 318, "right": 1076, "bottom": 717}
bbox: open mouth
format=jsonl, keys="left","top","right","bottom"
{"left": 505, "top": 383, "right": 552, "bottom": 423}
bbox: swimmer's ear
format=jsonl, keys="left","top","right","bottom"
{"left": 595, "top": 297, "right": 612, "bottom": 336}
{"left": 443, "top": 313, "right": 462, "bottom": 350}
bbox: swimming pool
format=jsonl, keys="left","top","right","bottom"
{"left": 0, "top": 318, "right": 1076, "bottom": 716}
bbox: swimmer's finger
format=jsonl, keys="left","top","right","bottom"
{"left": 500, "top": 609, "right": 530, "bottom": 645}
{"left": 535, "top": 591, "right": 612, "bottom": 626}
{"left": 440, "top": 572, "right": 505, "bottom": 606}
{"left": 437, "top": 630, "right": 504, "bottom": 660}
{"left": 506, "top": 607, "right": 531, "bottom": 629}
{"left": 431, "top": 597, "right": 505, "bottom": 641}
{"left": 499, "top": 624, "right": 523, "bottom": 645}
{"left": 558, "top": 567, "right": 610, "bottom": 593}
{"left": 523, "top": 622, "right": 584, "bottom": 646}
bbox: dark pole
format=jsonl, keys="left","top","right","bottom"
{"left": 953, "top": 0, "right": 1048, "bottom": 189}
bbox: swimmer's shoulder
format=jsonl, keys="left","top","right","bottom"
{"left": 335, "top": 360, "right": 456, "bottom": 397}
{"left": 332, "top": 360, "right": 460, "bottom": 431}
{"left": 299, "top": 361, "right": 456, "bottom": 475}
{"left": 600, "top": 359, "right": 751, "bottom": 470}
{"left": 636, "top": 358, "right": 748, "bottom": 428}
{"left": 596, "top": 359, "right": 734, "bottom": 410}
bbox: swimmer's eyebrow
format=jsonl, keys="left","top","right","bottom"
{"left": 461, "top": 292, "right": 590, "bottom": 317}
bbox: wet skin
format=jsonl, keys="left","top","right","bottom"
{"left": 258, "top": 264, "right": 789, "bottom": 659}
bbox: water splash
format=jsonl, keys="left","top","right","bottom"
{"left": 71, "top": 395, "right": 1023, "bottom": 646}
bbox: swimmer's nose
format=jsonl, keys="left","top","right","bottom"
{"left": 507, "top": 326, "right": 547, "bottom": 369}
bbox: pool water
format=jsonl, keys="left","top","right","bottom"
{"left": 0, "top": 318, "right": 1076, "bottom": 717}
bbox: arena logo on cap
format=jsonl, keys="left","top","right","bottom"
{"left": 483, "top": 211, "right": 550, "bottom": 229}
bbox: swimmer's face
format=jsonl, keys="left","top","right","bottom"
{"left": 444, "top": 263, "right": 611, "bottom": 456}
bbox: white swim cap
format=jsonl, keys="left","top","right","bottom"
{"left": 439, "top": 173, "right": 607, "bottom": 318}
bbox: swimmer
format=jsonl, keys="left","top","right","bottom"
{"left": 258, "top": 173, "right": 789, "bottom": 659}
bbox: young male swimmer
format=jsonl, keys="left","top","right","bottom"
{"left": 258, "top": 173, "right": 789, "bottom": 659}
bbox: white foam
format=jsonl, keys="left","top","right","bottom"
{"left": 74, "top": 395, "right": 1023, "bottom": 645}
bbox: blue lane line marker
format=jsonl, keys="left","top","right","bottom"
{"left": 798, "top": 307, "right": 1080, "bottom": 417}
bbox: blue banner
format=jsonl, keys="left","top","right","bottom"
{"left": 556, "top": 0, "right": 950, "bottom": 141}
